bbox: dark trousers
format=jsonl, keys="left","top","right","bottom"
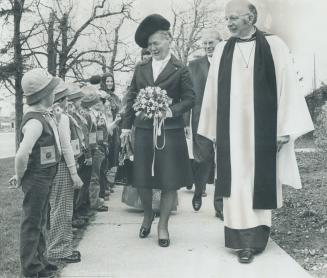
{"left": 191, "top": 159, "right": 213, "bottom": 196}
{"left": 20, "top": 167, "right": 57, "bottom": 277}
{"left": 214, "top": 184, "right": 224, "bottom": 212}
{"left": 90, "top": 147, "right": 105, "bottom": 209}
{"left": 74, "top": 155, "right": 92, "bottom": 215}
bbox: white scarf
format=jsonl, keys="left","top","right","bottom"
{"left": 152, "top": 53, "right": 171, "bottom": 81}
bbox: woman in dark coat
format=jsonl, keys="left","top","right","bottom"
{"left": 121, "top": 14, "right": 195, "bottom": 247}
{"left": 121, "top": 48, "right": 178, "bottom": 214}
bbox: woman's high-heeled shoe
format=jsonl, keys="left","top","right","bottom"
{"left": 158, "top": 238, "right": 170, "bottom": 247}
{"left": 139, "top": 213, "right": 155, "bottom": 238}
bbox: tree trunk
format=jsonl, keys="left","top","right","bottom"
{"left": 109, "top": 23, "right": 120, "bottom": 73}
{"left": 47, "top": 12, "right": 57, "bottom": 75}
{"left": 13, "top": 0, "right": 25, "bottom": 149}
{"left": 59, "top": 13, "right": 68, "bottom": 79}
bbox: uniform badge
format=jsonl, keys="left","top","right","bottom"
{"left": 40, "top": 146, "right": 56, "bottom": 165}
{"left": 71, "top": 139, "right": 80, "bottom": 156}
{"left": 97, "top": 130, "right": 104, "bottom": 141}
{"left": 89, "top": 132, "right": 97, "bottom": 144}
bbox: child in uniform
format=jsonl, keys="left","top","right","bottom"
{"left": 81, "top": 86, "right": 108, "bottom": 212}
{"left": 11, "top": 69, "right": 61, "bottom": 278}
{"left": 47, "top": 79, "right": 83, "bottom": 263}
{"left": 66, "top": 83, "right": 93, "bottom": 224}
{"left": 96, "top": 90, "right": 121, "bottom": 201}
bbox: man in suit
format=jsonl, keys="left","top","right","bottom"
{"left": 186, "top": 30, "right": 223, "bottom": 218}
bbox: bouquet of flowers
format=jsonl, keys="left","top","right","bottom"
{"left": 133, "top": 86, "right": 172, "bottom": 175}
{"left": 133, "top": 86, "right": 172, "bottom": 119}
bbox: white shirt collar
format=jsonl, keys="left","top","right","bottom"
{"left": 152, "top": 52, "right": 171, "bottom": 64}
{"left": 152, "top": 52, "right": 172, "bottom": 81}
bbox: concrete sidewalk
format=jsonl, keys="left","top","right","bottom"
{"left": 61, "top": 186, "right": 312, "bottom": 278}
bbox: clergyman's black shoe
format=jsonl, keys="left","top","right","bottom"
{"left": 192, "top": 195, "right": 202, "bottom": 211}
{"left": 139, "top": 213, "right": 155, "bottom": 238}
{"left": 158, "top": 238, "right": 170, "bottom": 247}
{"left": 215, "top": 210, "right": 224, "bottom": 221}
{"left": 238, "top": 249, "right": 255, "bottom": 264}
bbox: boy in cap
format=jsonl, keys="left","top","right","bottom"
{"left": 10, "top": 68, "right": 61, "bottom": 278}
{"left": 95, "top": 91, "right": 110, "bottom": 201}
{"left": 96, "top": 90, "right": 122, "bottom": 200}
{"left": 47, "top": 79, "right": 83, "bottom": 263}
{"left": 66, "top": 83, "right": 93, "bottom": 223}
{"left": 81, "top": 86, "right": 108, "bottom": 212}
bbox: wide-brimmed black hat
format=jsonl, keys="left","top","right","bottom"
{"left": 135, "top": 14, "right": 170, "bottom": 48}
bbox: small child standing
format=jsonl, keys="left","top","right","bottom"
{"left": 47, "top": 79, "right": 83, "bottom": 263}
{"left": 66, "top": 83, "right": 92, "bottom": 225}
{"left": 11, "top": 69, "right": 61, "bottom": 278}
{"left": 97, "top": 90, "right": 121, "bottom": 200}
{"left": 80, "top": 86, "right": 108, "bottom": 212}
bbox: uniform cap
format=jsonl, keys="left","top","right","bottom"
{"left": 22, "top": 68, "right": 60, "bottom": 105}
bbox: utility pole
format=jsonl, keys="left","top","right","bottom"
{"left": 313, "top": 53, "right": 317, "bottom": 90}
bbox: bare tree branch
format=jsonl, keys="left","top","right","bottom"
{"left": 67, "top": 0, "right": 127, "bottom": 52}
{"left": 109, "top": 16, "right": 125, "bottom": 72}
{"left": 170, "top": 0, "right": 217, "bottom": 64}
{"left": 67, "top": 49, "right": 112, "bottom": 69}
{"left": 4, "top": 79, "right": 15, "bottom": 95}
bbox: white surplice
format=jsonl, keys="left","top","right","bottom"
{"left": 198, "top": 35, "right": 314, "bottom": 230}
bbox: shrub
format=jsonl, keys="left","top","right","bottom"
{"left": 306, "top": 85, "right": 327, "bottom": 124}
{"left": 314, "top": 103, "right": 327, "bottom": 152}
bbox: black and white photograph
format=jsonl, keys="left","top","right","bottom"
{"left": 0, "top": 0, "right": 326, "bottom": 277}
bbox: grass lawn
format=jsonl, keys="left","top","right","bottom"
{"left": 272, "top": 149, "right": 327, "bottom": 277}
{"left": 0, "top": 157, "right": 22, "bottom": 278}
{"left": 295, "top": 134, "right": 316, "bottom": 149}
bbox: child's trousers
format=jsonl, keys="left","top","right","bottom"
{"left": 20, "top": 166, "right": 57, "bottom": 277}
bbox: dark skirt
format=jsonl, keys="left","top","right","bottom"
{"left": 133, "top": 127, "right": 193, "bottom": 190}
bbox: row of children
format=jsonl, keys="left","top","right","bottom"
{"left": 11, "top": 68, "right": 121, "bottom": 278}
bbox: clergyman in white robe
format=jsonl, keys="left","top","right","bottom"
{"left": 198, "top": 33, "right": 314, "bottom": 251}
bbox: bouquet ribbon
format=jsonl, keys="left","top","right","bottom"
{"left": 152, "top": 117, "right": 166, "bottom": 176}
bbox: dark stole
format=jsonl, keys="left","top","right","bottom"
{"left": 216, "top": 28, "right": 278, "bottom": 209}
